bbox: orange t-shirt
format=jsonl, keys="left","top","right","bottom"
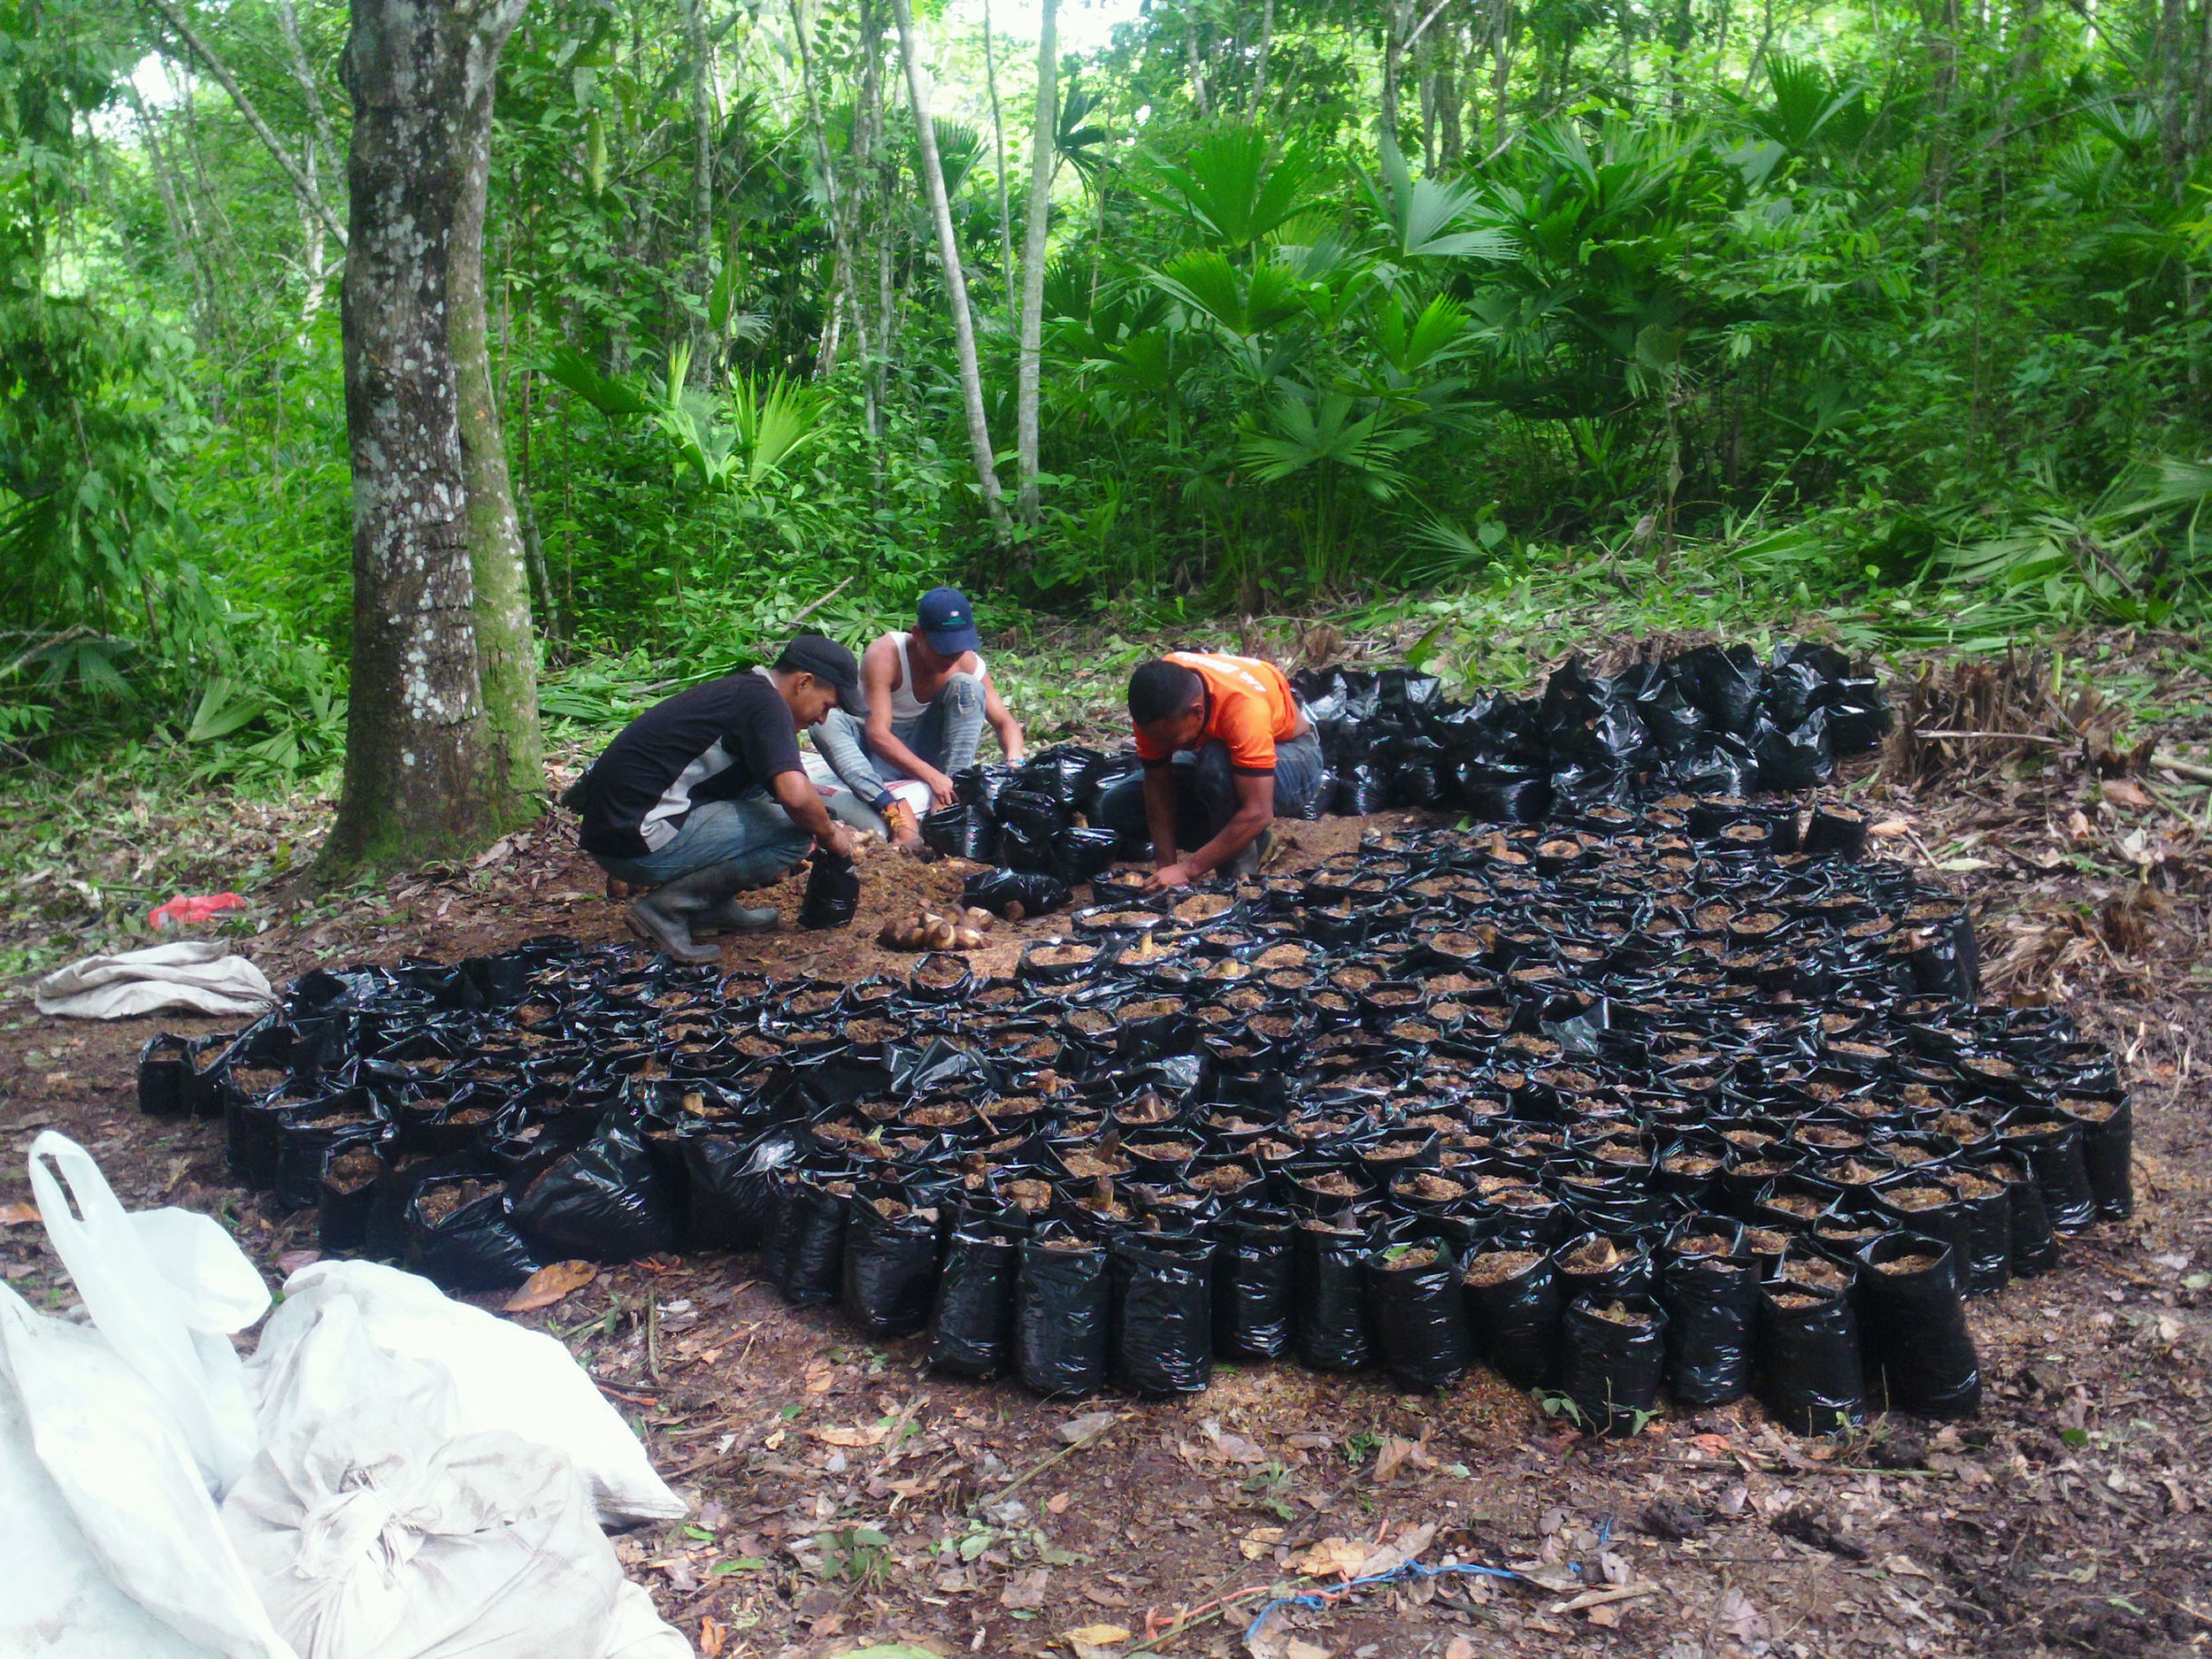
{"left": 1133, "top": 652, "right": 1302, "bottom": 772}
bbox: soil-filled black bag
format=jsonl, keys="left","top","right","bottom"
{"left": 964, "top": 867, "right": 1071, "bottom": 920}
{"left": 1463, "top": 1248, "right": 1562, "bottom": 1389}
{"left": 1750, "top": 709, "right": 1833, "bottom": 791}
{"left": 923, "top": 804, "right": 998, "bottom": 863}
{"left": 1803, "top": 803, "right": 1869, "bottom": 861}
{"left": 2062, "top": 1094, "right": 2134, "bottom": 1221}
{"left": 1213, "top": 1208, "right": 1295, "bottom": 1360}
{"left": 1759, "top": 1280, "right": 1865, "bottom": 1434}
{"left": 1016, "top": 1233, "right": 1112, "bottom": 1397}
{"left": 2005, "top": 1111, "right": 2097, "bottom": 1233}
{"left": 137, "top": 1033, "right": 192, "bottom": 1118}
{"left": 956, "top": 761, "right": 1021, "bottom": 811}
{"left": 1363, "top": 1240, "right": 1475, "bottom": 1389}
{"left": 316, "top": 1141, "right": 386, "bottom": 1255}
{"left": 841, "top": 1194, "right": 941, "bottom": 1339}
{"left": 1671, "top": 736, "right": 1757, "bottom": 797}
{"left": 1684, "top": 642, "right": 1763, "bottom": 734}
{"left": 512, "top": 1113, "right": 683, "bottom": 1263}
{"left": 1336, "top": 763, "right": 1389, "bottom": 816}
{"left": 930, "top": 1225, "right": 1019, "bottom": 1379}
{"left": 1056, "top": 827, "right": 1124, "bottom": 887}
{"left": 1855, "top": 1233, "right": 1982, "bottom": 1418}
{"left": 1294, "top": 1217, "right": 1374, "bottom": 1371}
{"left": 1457, "top": 762, "right": 1551, "bottom": 824}
{"left": 776, "top": 1175, "right": 852, "bottom": 1306}
{"left": 998, "top": 785, "right": 1071, "bottom": 845}
{"left": 403, "top": 1173, "right": 541, "bottom": 1293}
{"left": 799, "top": 851, "right": 860, "bottom": 929}
{"left": 1944, "top": 1164, "right": 2014, "bottom": 1294}
{"left": 273, "top": 1101, "right": 388, "bottom": 1215}
{"left": 1111, "top": 1233, "right": 1216, "bottom": 1397}
{"left": 682, "top": 1127, "right": 803, "bottom": 1251}
{"left": 1660, "top": 1253, "right": 1758, "bottom": 1408}
{"left": 1561, "top": 1295, "right": 1670, "bottom": 1436}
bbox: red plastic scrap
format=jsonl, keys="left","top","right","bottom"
{"left": 149, "top": 893, "right": 248, "bottom": 929}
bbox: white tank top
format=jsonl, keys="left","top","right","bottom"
{"left": 887, "top": 631, "right": 986, "bottom": 720}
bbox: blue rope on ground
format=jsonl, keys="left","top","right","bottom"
{"left": 1241, "top": 1558, "right": 1526, "bottom": 1645}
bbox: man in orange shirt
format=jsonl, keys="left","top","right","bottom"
{"left": 1095, "top": 652, "right": 1326, "bottom": 888}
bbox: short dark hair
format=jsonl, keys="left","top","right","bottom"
{"left": 1128, "top": 659, "right": 1203, "bottom": 726}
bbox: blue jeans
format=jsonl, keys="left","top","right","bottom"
{"left": 590, "top": 789, "right": 810, "bottom": 890}
{"left": 811, "top": 672, "right": 987, "bottom": 810}
{"left": 1095, "top": 728, "right": 1327, "bottom": 854}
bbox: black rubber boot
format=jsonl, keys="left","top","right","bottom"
{"left": 695, "top": 898, "right": 780, "bottom": 935}
{"left": 625, "top": 862, "right": 747, "bottom": 963}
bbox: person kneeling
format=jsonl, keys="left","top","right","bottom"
{"left": 810, "top": 586, "right": 1024, "bottom": 849}
{"left": 571, "top": 634, "right": 864, "bottom": 962}
{"left": 1095, "top": 652, "right": 1325, "bottom": 890}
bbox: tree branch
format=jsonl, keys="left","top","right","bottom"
{"left": 137, "top": 0, "right": 349, "bottom": 250}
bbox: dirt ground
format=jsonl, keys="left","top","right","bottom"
{"left": 4, "top": 676, "right": 2211, "bottom": 1659}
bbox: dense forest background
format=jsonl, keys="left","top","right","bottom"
{"left": 4, "top": 0, "right": 2210, "bottom": 794}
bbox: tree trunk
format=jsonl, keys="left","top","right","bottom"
{"left": 890, "top": 0, "right": 1009, "bottom": 529}
{"left": 325, "top": 0, "right": 541, "bottom": 874}
{"left": 1016, "top": 0, "right": 1057, "bottom": 524}
{"left": 1382, "top": 0, "right": 1407, "bottom": 146}
{"left": 1183, "top": 14, "right": 1210, "bottom": 116}
{"left": 984, "top": 0, "right": 1016, "bottom": 318}
{"left": 685, "top": 0, "right": 717, "bottom": 352}
{"left": 791, "top": 0, "right": 866, "bottom": 378}
{"left": 1248, "top": 0, "right": 1274, "bottom": 117}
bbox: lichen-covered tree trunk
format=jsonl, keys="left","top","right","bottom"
{"left": 324, "top": 0, "right": 540, "bottom": 873}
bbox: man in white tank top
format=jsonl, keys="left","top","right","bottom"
{"left": 811, "top": 587, "right": 1025, "bottom": 848}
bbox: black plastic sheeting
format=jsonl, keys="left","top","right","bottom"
{"left": 156, "top": 663, "right": 2131, "bottom": 1434}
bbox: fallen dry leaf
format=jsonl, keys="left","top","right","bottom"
{"left": 1064, "top": 1623, "right": 1132, "bottom": 1659}
{"left": 503, "top": 1259, "right": 597, "bottom": 1313}
{"left": 1354, "top": 1520, "right": 1436, "bottom": 1580}
{"left": 1240, "top": 1526, "right": 1286, "bottom": 1559}
{"left": 1291, "top": 1537, "right": 1371, "bottom": 1578}
{"left": 1881, "top": 1554, "right": 1932, "bottom": 1578}
{"left": 1717, "top": 1588, "right": 1770, "bottom": 1643}
{"left": 1445, "top": 1640, "right": 1478, "bottom": 1659}
{"left": 1371, "top": 1433, "right": 1416, "bottom": 1481}
{"left": 1586, "top": 1603, "right": 1620, "bottom": 1628}
{"left": 1056, "top": 1410, "right": 1117, "bottom": 1445}
{"left": 1282, "top": 1642, "right": 1331, "bottom": 1659}
{"left": 1001, "top": 1567, "right": 1051, "bottom": 1609}
{"left": 812, "top": 1424, "right": 886, "bottom": 1448}
{"left": 2101, "top": 778, "right": 2151, "bottom": 809}
{"left": 0, "top": 1202, "right": 40, "bottom": 1225}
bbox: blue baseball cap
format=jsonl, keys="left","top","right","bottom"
{"left": 917, "top": 586, "right": 980, "bottom": 655}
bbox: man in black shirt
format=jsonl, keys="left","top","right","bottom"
{"left": 572, "top": 634, "right": 866, "bottom": 961}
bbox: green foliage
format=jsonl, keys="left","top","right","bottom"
{"left": 9, "top": 0, "right": 2212, "bottom": 794}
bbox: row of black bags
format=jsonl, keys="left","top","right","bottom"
{"left": 142, "top": 796, "right": 2120, "bottom": 1432}
{"left": 1293, "top": 640, "right": 1890, "bottom": 818}
{"left": 920, "top": 641, "right": 1895, "bottom": 898}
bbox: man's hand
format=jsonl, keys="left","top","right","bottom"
{"left": 820, "top": 822, "right": 860, "bottom": 862}
{"left": 923, "top": 768, "right": 959, "bottom": 810}
{"left": 1144, "top": 861, "right": 1195, "bottom": 891}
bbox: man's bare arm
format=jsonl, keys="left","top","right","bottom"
{"left": 981, "top": 670, "right": 1025, "bottom": 762}
{"left": 770, "top": 768, "right": 856, "bottom": 858}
